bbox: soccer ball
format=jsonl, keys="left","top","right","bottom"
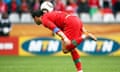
{"left": 40, "top": 1, "right": 54, "bottom": 12}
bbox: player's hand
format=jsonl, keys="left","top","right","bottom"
{"left": 63, "top": 38, "right": 71, "bottom": 45}
{"left": 57, "top": 31, "right": 71, "bottom": 45}
{"left": 87, "top": 33, "right": 97, "bottom": 41}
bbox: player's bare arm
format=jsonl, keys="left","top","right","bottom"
{"left": 82, "top": 27, "right": 97, "bottom": 41}
{"left": 57, "top": 31, "right": 71, "bottom": 45}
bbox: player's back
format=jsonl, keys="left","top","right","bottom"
{"left": 42, "top": 11, "right": 68, "bottom": 30}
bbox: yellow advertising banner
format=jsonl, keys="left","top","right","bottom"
{"left": 18, "top": 24, "right": 120, "bottom": 56}
{"left": 19, "top": 36, "right": 67, "bottom": 56}
{"left": 19, "top": 35, "right": 120, "bottom": 56}
{"left": 19, "top": 36, "right": 36, "bottom": 56}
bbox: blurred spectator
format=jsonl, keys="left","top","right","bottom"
{"left": 66, "top": 0, "right": 78, "bottom": 15}
{"left": 100, "top": 1, "right": 113, "bottom": 15}
{"left": 54, "top": 0, "right": 65, "bottom": 11}
{"left": 103, "top": 0, "right": 112, "bottom": 8}
{"left": 32, "top": 0, "right": 41, "bottom": 11}
{"left": 0, "top": 13, "right": 11, "bottom": 36}
{"left": 99, "top": 0, "right": 117, "bottom": 14}
{"left": 111, "top": 0, "right": 117, "bottom": 15}
{"left": 27, "top": 0, "right": 34, "bottom": 12}
{"left": 0, "top": 0, "right": 8, "bottom": 13}
{"left": 4, "top": 0, "right": 11, "bottom": 4}
{"left": 77, "top": 0, "right": 90, "bottom": 14}
{"left": 76, "top": 0, "right": 81, "bottom": 5}
{"left": 112, "top": 0, "right": 117, "bottom": 6}
{"left": 88, "top": 0, "right": 99, "bottom": 8}
{"left": 5, "top": 0, "right": 21, "bottom": 5}
{"left": 20, "top": 0, "right": 29, "bottom": 13}
{"left": 99, "top": 0, "right": 117, "bottom": 7}
{"left": 7, "top": 0, "right": 20, "bottom": 14}
{"left": 113, "top": 0, "right": 120, "bottom": 15}
{"left": 88, "top": 0, "right": 100, "bottom": 16}
{"left": 100, "top": 0, "right": 117, "bottom": 8}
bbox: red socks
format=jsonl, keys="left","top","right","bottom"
{"left": 71, "top": 49, "right": 82, "bottom": 71}
{"left": 66, "top": 37, "right": 83, "bottom": 51}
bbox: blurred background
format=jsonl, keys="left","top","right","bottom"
{"left": 0, "top": 0, "right": 120, "bottom": 23}
{"left": 0, "top": 0, "right": 120, "bottom": 72}
{"left": 0, "top": 0, "right": 119, "bottom": 55}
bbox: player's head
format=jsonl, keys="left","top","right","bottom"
{"left": 31, "top": 10, "right": 44, "bottom": 25}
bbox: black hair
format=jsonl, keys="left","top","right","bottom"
{"left": 31, "top": 10, "right": 44, "bottom": 18}
{"left": 42, "top": 9, "right": 49, "bottom": 13}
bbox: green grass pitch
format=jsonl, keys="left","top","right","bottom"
{"left": 0, "top": 56, "right": 120, "bottom": 72}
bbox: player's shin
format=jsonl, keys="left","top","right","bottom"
{"left": 71, "top": 49, "right": 83, "bottom": 72}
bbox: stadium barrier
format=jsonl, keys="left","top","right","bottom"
{"left": 0, "top": 24, "right": 120, "bottom": 56}
{"left": 0, "top": 37, "right": 19, "bottom": 55}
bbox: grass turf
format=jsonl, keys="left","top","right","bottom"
{"left": 0, "top": 56, "right": 120, "bottom": 72}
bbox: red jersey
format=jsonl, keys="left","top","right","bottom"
{"left": 41, "top": 11, "right": 68, "bottom": 31}
{"left": 41, "top": 11, "right": 83, "bottom": 40}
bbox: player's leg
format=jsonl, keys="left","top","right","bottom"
{"left": 62, "top": 42, "right": 83, "bottom": 72}
{"left": 63, "top": 16, "right": 83, "bottom": 53}
{"left": 71, "top": 49, "right": 83, "bottom": 72}
{"left": 66, "top": 37, "right": 82, "bottom": 51}
{"left": 62, "top": 37, "right": 83, "bottom": 53}
{"left": 63, "top": 16, "right": 83, "bottom": 72}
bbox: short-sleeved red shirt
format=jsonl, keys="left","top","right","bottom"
{"left": 41, "top": 11, "right": 83, "bottom": 40}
